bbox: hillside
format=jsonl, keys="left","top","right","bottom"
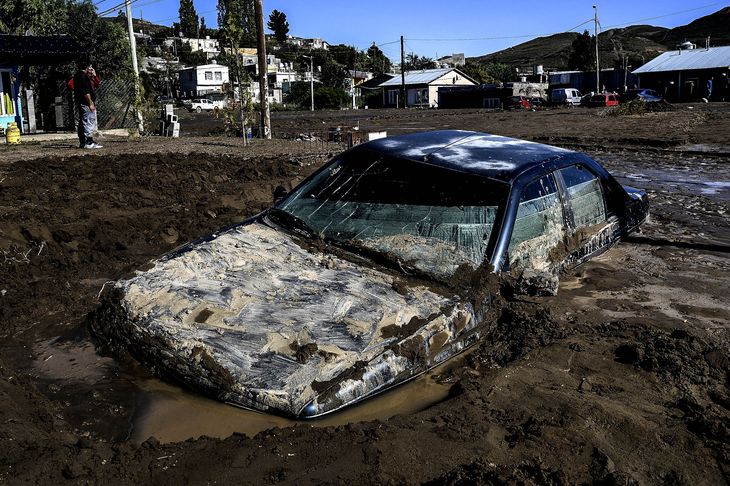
{"left": 472, "top": 32, "right": 579, "bottom": 70}
{"left": 471, "top": 7, "right": 730, "bottom": 70}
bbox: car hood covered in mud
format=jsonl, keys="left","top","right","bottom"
{"left": 92, "top": 220, "right": 478, "bottom": 418}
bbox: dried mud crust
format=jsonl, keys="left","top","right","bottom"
{"left": 0, "top": 134, "right": 729, "bottom": 484}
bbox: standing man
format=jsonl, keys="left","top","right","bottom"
{"left": 73, "top": 58, "right": 103, "bottom": 149}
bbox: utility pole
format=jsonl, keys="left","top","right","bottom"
{"left": 310, "top": 56, "right": 314, "bottom": 111}
{"left": 124, "top": 0, "right": 143, "bottom": 134}
{"left": 593, "top": 5, "right": 600, "bottom": 93}
{"left": 400, "top": 35, "right": 406, "bottom": 108}
{"left": 254, "top": 0, "right": 271, "bottom": 139}
{"left": 302, "top": 55, "right": 314, "bottom": 111}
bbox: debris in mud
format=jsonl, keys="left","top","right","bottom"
{"left": 424, "top": 458, "right": 569, "bottom": 486}
{"left": 612, "top": 325, "right": 728, "bottom": 384}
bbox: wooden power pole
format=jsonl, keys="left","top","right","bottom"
{"left": 254, "top": 0, "right": 271, "bottom": 139}
{"left": 400, "top": 35, "right": 406, "bottom": 108}
{"left": 593, "top": 4, "right": 600, "bottom": 93}
{"left": 124, "top": 0, "right": 143, "bottom": 134}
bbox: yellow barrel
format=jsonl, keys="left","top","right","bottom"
{"left": 5, "top": 122, "right": 20, "bottom": 144}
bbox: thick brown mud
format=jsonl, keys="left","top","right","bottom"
{"left": 1, "top": 107, "right": 729, "bottom": 484}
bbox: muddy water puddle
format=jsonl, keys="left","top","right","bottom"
{"left": 133, "top": 371, "right": 450, "bottom": 443}
{"left": 32, "top": 337, "right": 451, "bottom": 444}
{"left": 597, "top": 154, "right": 730, "bottom": 201}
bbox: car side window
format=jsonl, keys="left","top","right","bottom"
{"left": 558, "top": 165, "right": 607, "bottom": 228}
{"left": 507, "top": 174, "right": 565, "bottom": 271}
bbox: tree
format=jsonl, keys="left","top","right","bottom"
{"left": 460, "top": 61, "right": 491, "bottom": 84}
{"left": 0, "top": 0, "right": 67, "bottom": 35}
{"left": 267, "top": 9, "right": 289, "bottom": 42}
{"left": 484, "top": 63, "right": 515, "bottom": 83}
{"left": 199, "top": 16, "right": 207, "bottom": 37}
{"left": 177, "top": 41, "right": 207, "bottom": 66}
{"left": 178, "top": 0, "right": 199, "bottom": 38}
{"left": 367, "top": 43, "right": 392, "bottom": 74}
{"left": 217, "top": 0, "right": 256, "bottom": 48}
{"left": 568, "top": 30, "right": 595, "bottom": 72}
{"left": 403, "top": 53, "right": 435, "bottom": 71}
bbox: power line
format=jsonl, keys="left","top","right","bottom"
{"left": 406, "top": 19, "right": 593, "bottom": 42}
{"left": 97, "top": 0, "right": 143, "bottom": 17}
{"left": 600, "top": 1, "right": 727, "bottom": 30}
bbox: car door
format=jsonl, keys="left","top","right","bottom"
{"left": 506, "top": 173, "right": 567, "bottom": 273}
{"left": 554, "top": 164, "right": 619, "bottom": 266}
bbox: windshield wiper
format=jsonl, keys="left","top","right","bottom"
{"left": 266, "top": 207, "right": 317, "bottom": 237}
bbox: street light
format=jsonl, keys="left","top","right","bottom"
{"left": 302, "top": 55, "right": 314, "bottom": 111}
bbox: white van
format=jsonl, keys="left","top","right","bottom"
{"left": 550, "top": 88, "right": 582, "bottom": 106}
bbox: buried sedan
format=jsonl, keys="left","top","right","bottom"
{"left": 90, "top": 130, "right": 649, "bottom": 418}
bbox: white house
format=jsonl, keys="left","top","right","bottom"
{"left": 179, "top": 63, "right": 229, "bottom": 97}
{"left": 379, "top": 68, "right": 476, "bottom": 108}
{"left": 165, "top": 36, "right": 221, "bottom": 60}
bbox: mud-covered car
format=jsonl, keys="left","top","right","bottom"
{"left": 91, "top": 130, "right": 649, "bottom": 418}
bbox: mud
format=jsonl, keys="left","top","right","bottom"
{"left": 1, "top": 107, "right": 729, "bottom": 484}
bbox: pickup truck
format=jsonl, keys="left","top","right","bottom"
{"left": 184, "top": 98, "right": 226, "bottom": 113}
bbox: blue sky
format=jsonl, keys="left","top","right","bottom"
{"left": 123, "top": 1, "right": 728, "bottom": 59}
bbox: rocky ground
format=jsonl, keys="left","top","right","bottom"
{"left": 0, "top": 106, "right": 728, "bottom": 484}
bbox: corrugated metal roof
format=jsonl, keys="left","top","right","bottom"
{"left": 0, "top": 35, "right": 86, "bottom": 65}
{"left": 380, "top": 68, "right": 456, "bottom": 86}
{"left": 633, "top": 46, "right": 730, "bottom": 74}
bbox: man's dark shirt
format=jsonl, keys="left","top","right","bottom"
{"left": 73, "top": 71, "right": 95, "bottom": 105}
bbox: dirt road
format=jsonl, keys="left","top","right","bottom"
{"left": 0, "top": 107, "right": 728, "bottom": 484}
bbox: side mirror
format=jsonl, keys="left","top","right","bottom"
{"left": 273, "top": 185, "right": 288, "bottom": 204}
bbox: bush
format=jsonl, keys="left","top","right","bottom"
{"left": 314, "top": 86, "right": 349, "bottom": 109}
{"left": 604, "top": 100, "right": 674, "bottom": 117}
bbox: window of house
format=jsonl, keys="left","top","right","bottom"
{"left": 187, "top": 72, "right": 193, "bottom": 81}
{"left": 508, "top": 174, "right": 564, "bottom": 271}
{"left": 0, "top": 71, "right": 15, "bottom": 116}
{"left": 204, "top": 71, "right": 213, "bottom": 81}
{"left": 558, "top": 165, "right": 606, "bottom": 228}
{"left": 416, "top": 88, "right": 429, "bottom": 105}
{"left": 214, "top": 71, "right": 222, "bottom": 81}
{"left": 388, "top": 90, "right": 399, "bottom": 105}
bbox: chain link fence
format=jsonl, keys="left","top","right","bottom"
{"left": 57, "top": 76, "right": 136, "bottom": 131}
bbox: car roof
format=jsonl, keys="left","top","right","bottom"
{"left": 357, "top": 130, "right": 575, "bottom": 183}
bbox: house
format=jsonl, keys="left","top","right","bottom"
{"left": 357, "top": 73, "right": 396, "bottom": 108}
{"left": 0, "top": 65, "right": 20, "bottom": 132}
{"left": 346, "top": 70, "right": 373, "bottom": 108}
{"left": 0, "top": 34, "right": 86, "bottom": 132}
{"left": 233, "top": 48, "right": 301, "bottom": 104}
{"left": 165, "top": 36, "right": 221, "bottom": 60}
{"left": 379, "top": 68, "right": 476, "bottom": 108}
{"left": 438, "top": 85, "right": 512, "bottom": 109}
{"left": 285, "top": 36, "right": 330, "bottom": 50}
{"left": 632, "top": 44, "right": 730, "bottom": 101}
{"left": 178, "top": 63, "right": 229, "bottom": 97}
{"left": 437, "top": 53, "right": 465, "bottom": 67}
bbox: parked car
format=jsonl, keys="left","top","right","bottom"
{"left": 587, "top": 93, "right": 620, "bottom": 107}
{"left": 154, "top": 95, "right": 173, "bottom": 103}
{"left": 550, "top": 88, "right": 582, "bottom": 106}
{"left": 530, "top": 97, "right": 547, "bottom": 108}
{"left": 620, "top": 89, "right": 662, "bottom": 103}
{"left": 184, "top": 98, "right": 215, "bottom": 113}
{"left": 506, "top": 95, "right": 532, "bottom": 110}
{"left": 91, "top": 130, "right": 649, "bottom": 418}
